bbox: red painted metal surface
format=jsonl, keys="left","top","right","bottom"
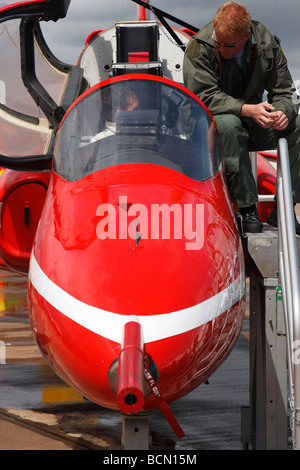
{"left": 23, "top": 75, "right": 245, "bottom": 415}
{"left": 28, "top": 159, "right": 245, "bottom": 410}
{"left": 0, "top": 170, "right": 50, "bottom": 273}
{"left": 256, "top": 152, "right": 277, "bottom": 222}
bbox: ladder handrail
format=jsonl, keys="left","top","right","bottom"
{"left": 277, "top": 138, "right": 300, "bottom": 449}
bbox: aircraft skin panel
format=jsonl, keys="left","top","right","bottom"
{"left": 27, "top": 157, "right": 245, "bottom": 410}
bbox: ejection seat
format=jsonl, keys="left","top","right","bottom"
{"left": 112, "top": 21, "right": 162, "bottom": 77}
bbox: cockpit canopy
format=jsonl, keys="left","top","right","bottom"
{"left": 53, "top": 76, "right": 224, "bottom": 182}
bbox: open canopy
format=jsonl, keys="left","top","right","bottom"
{"left": 0, "top": 0, "right": 82, "bottom": 170}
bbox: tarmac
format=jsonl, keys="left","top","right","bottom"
{"left": 0, "top": 413, "right": 74, "bottom": 450}
{"left": 0, "top": 317, "right": 250, "bottom": 451}
{"left": 0, "top": 265, "right": 251, "bottom": 451}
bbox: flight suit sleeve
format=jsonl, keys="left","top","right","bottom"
{"left": 183, "top": 38, "right": 244, "bottom": 116}
{"left": 265, "top": 45, "right": 299, "bottom": 122}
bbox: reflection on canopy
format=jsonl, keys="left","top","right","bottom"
{"left": 54, "top": 77, "right": 224, "bottom": 182}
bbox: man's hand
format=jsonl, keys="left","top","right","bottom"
{"left": 269, "top": 110, "right": 289, "bottom": 130}
{"left": 240, "top": 103, "right": 288, "bottom": 130}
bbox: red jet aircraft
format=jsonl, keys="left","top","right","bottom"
{"left": 0, "top": 0, "right": 276, "bottom": 444}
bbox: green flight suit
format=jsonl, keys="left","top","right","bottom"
{"left": 183, "top": 20, "right": 300, "bottom": 208}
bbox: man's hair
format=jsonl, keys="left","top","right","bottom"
{"left": 213, "top": 1, "right": 251, "bottom": 38}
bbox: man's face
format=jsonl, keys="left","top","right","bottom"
{"left": 213, "top": 31, "right": 250, "bottom": 59}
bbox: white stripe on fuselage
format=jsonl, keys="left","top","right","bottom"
{"left": 28, "top": 253, "right": 245, "bottom": 344}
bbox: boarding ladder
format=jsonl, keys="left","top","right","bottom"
{"left": 277, "top": 139, "right": 300, "bottom": 449}
{"left": 242, "top": 139, "right": 300, "bottom": 449}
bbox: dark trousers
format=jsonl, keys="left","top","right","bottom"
{"left": 214, "top": 114, "right": 300, "bottom": 208}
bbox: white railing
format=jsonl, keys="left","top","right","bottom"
{"left": 277, "top": 138, "right": 300, "bottom": 450}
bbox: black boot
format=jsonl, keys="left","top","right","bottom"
{"left": 240, "top": 205, "right": 263, "bottom": 233}
{"left": 267, "top": 204, "right": 300, "bottom": 235}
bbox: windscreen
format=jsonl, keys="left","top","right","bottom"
{"left": 53, "top": 77, "right": 224, "bottom": 182}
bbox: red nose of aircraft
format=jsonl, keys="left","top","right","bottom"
{"left": 28, "top": 75, "right": 245, "bottom": 414}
